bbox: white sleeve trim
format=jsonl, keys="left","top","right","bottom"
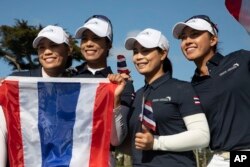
{"left": 0, "top": 106, "right": 7, "bottom": 167}
{"left": 153, "top": 113, "right": 210, "bottom": 151}
{"left": 110, "top": 105, "right": 129, "bottom": 146}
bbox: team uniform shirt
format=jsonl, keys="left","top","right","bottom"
{"left": 74, "top": 63, "right": 134, "bottom": 107}
{"left": 191, "top": 50, "right": 250, "bottom": 151}
{"left": 129, "top": 72, "right": 203, "bottom": 167}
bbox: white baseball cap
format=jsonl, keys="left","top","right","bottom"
{"left": 75, "top": 15, "right": 113, "bottom": 42}
{"left": 125, "top": 28, "right": 169, "bottom": 50}
{"left": 33, "top": 25, "right": 69, "bottom": 48}
{"left": 172, "top": 15, "right": 218, "bottom": 39}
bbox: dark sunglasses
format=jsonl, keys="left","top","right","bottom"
{"left": 185, "top": 15, "right": 219, "bottom": 33}
{"left": 84, "top": 15, "right": 113, "bottom": 41}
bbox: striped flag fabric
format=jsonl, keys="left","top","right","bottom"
{"left": 225, "top": 0, "right": 250, "bottom": 34}
{"left": 139, "top": 100, "right": 156, "bottom": 132}
{"left": 193, "top": 96, "right": 201, "bottom": 105}
{"left": 0, "top": 77, "right": 116, "bottom": 167}
{"left": 117, "top": 55, "right": 130, "bottom": 75}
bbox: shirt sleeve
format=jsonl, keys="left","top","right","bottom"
{"left": 0, "top": 106, "right": 7, "bottom": 167}
{"left": 120, "top": 80, "right": 135, "bottom": 107}
{"left": 153, "top": 113, "right": 210, "bottom": 151}
{"left": 110, "top": 105, "right": 130, "bottom": 146}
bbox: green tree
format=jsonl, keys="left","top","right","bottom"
{"left": 0, "top": 19, "right": 82, "bottom": 71}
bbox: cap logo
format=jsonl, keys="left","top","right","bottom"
{"left": 187, "top": 19, "right": 197, "bottom": 23}
{"left": 88, "top": 20, "right": 98, "bottom": 26}
{"left": 42, "top": 28, "right": 54, "bottom": 34}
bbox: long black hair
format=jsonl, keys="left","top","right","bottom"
{"left": 157, "top": 47, "right": 173, "bottom": 76}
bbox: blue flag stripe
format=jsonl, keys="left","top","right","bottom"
{"left": 38, "top": 82, "right": 81, "bottom": 167}
{"left": 117, "top": 61, "right": 127, "bottom": 67}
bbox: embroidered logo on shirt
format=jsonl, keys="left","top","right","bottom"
{"left": 152, "top": 96, "right": 171, "bottom": 102}
{"left": 219, "top": 63, "right": 239, "bottom": 76}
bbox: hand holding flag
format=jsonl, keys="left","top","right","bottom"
{"left": 135, "top": 125, "right": 154, "bottom": 150}
{"left": 108, "top": 74, "right": 126, "bottom": 107}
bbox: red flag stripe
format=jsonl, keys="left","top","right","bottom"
{"left": 89, "top": 83, "right": 115, "bottom": 167}
{"left": 225, "top": 0, "right": 242, "bottom": 20}
{"left": 2, "top": 81, "right": 25, "bottom": 167}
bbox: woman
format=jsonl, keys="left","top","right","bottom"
{"left": 172, "top": 15, "right": 250, "bottom": 167}
{"left": 11, "top": 25, "right": 72, "bottom": 77}
{"left": 124, "top": 28, "right": 210, "bottom": 167}
{"left": 0, "top": 25, "right": 72, "bottom": 167}
{"left": 73, "top": 15, "right": 135, "bottom": 167}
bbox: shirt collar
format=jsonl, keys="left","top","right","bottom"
{"left": 192, "top": 52, "right": 224, "bottom": 82}
{"left": 76, "top": 62, "right": 113, "bottom": 77}
{"left": 144, "top": 72, "right": 172, "bottom": 90}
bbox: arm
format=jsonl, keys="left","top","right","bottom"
{"left": 135, "top": 113, "right": 210, "bottom": 151}
{"left": 107, "top": 74, "right": 130, "bottom": 146}
{"left": 0, "top": 106, "right": 7, "bottom": 167}
{"left": 153, "top": 113, "right": 210, "bottom": 151}
{"left": 110, "top": 105, "right": 129, "bottom": 146}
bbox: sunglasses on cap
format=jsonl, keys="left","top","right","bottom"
{"left": 84, "top": 15, "right": 113, "bottom": 40}
{"left": 185, "top": 15, "right": 219, "bottom": 33}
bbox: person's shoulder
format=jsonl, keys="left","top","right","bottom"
{"left": 226, "top": 49, "right": 250, "bottom": 58}
{"left": 168, "top": 77, "right": 190, "bottom": 85}
{"left": 10, "top": 68, "right": 41, "bottom": 77}
{"left": 10, "top": 70, "right": 31, "bottom": 76}
{"left": 167, "top": 77, "right": 194, "bottom": 91}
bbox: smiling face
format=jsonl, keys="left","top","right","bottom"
{"left": 80, "top": 30, "right": 111, "bottom": 68}
{"left": 132, "top": 42, "right": 166, "bottom": 84}
{"left": 37, "top": 38, "right": 70, "bottom": 76}
{"left": 179, "top": 26, "right": 218, "bottom": 66}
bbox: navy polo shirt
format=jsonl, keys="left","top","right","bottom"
{"left": 191, "top": 50, "right": 250, "bottom": 151}
{"left": 73, "top": 62, "right": 135, "bottom": 108}
{"left": 129, "top": 72, "right": 203, "bottom": 167}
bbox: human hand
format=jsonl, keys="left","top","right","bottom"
{"left": 0, "top": 77, "right": 5, "bottom": 86}
{"left": 107, "top": 74, "right": 126, "bottom": 107}
{"left": 135, "top": 125, "right": 154, "bottom": 150}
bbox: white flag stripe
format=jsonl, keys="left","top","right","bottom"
{"left": 239, "top": 0, "right": 250, "bottom": 32}
{"left": 6, "top": 76, "right": 110, "bottom": 84}
{"left": 118, "top": 67, "right": 129, "bottom": 71}
{"left": 19, "top": 82, "right": 42, "bottom": 167}
{"left": 144, "top": 104, "right": 153, "bottom": 113}
{"left": 117, "top": 58, "right": 126, "bottom": 62}
{"left": 143, "top": 116, "right": 156, "bottom": 126}
{"left": 70, "top": 83, "right": 98, "bottom": 167}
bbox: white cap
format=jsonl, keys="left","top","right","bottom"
{"left": 33, "top": 25, "right": 69, "bottom": 48}
{"left": 125, "top": 28, "right": 169, "bottom": 50}
{"left": 75, "top": 16, "right": 113, "bottom": 42}
{"left": 172, "top": 17, "right": 217, "bottom": 39}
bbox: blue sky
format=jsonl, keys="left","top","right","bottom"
{"left": 1, "top": 0, "right": 250, "bottom": 90}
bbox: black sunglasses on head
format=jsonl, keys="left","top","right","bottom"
{"left": 185, "top": 15, "right": 219, "bottom": 33}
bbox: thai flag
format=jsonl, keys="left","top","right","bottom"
{"left": 139, "top": 100, "right": 156, "bottom": 132}
{"left": 0, "top": 77, "right": 116, "bottom": 167}
{"left": 225, "top": 0, "right": 250, "bottom": 34}
{"left": 193, "top": 96, "right": 201, "bottom": 105}
{"left": 117, "top": 55, "right": 130, "bottom": 75}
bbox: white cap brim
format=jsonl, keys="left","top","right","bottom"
{"left": 172, "top": 18, "right": 216, "bottom": 39}
{"left": 32, "top": 25, "right": 69, "bottom": 48}
{"left": 33, "top": 35, "right": 66, "bottom": 48}
{"left": 125, "top": 37, "right": 159, "bottom": 50}
{"left": 125, "top": 28, "right": 169, "bottom": 51}
{"left": 74, "top": 18, "right": 112, "bottom": 42}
